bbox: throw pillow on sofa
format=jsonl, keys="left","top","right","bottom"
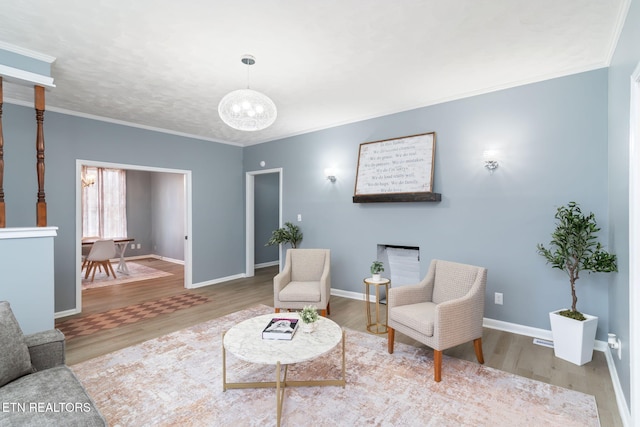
{"left": 0, "top": 301, "right": 33, "bottom": 387}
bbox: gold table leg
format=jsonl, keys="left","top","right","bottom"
{"left": 222, "top": 331, "right": 227, "bottom": 391}
{"left": 223, "top": 330, "right": 347, "bottom": 426}
{"left": 364, "top": 281, "right": 389, "bottom": 334}
{"left": 375, "top": 284, "right": 381, "bottom": 332}
{"left": 276, "top": 362, "right": 287, "bottom": 427}
{"left": 365, "top": 281, "right": 372, "bottom": 333}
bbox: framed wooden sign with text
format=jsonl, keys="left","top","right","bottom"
{"left": 353, "top": 132, "right": 440, "bottom": 203}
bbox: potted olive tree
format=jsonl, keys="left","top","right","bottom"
{"left": 537, "top": 202, "right": 617, "bottom": 365}
{"left": 265, "top": 222, "right": 303, "bottom": 248}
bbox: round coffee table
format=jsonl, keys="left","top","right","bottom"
{"left": 222, "top": 313, "right": 346, "bottom": 427}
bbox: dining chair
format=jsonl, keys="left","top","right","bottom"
{"left": 81, "top": 236, "right": 100, "bottom": 272}
{"left": 84, "top": 240, "right": 117, "bottom": 282}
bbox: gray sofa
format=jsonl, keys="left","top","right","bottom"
{"left": 0, "top": 301, "right": 106, "bottom": 426}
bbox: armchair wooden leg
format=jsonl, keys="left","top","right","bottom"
{"left": 434, "top": 350, "right": 442, "bottom": 382}
{"left": 473, "top": 338, "right": 484, "bottom": 364}
{"left": 387, "top": 327, "right": 395, "bottom": 354}
{"left": 320, "top": 309, "right": 328, "bottom": 317}
{"left": 274, "top": 308, "right": 281, "bottom": 313}
{"left": 326, "top": 302, "right": 331, "bottom": 316}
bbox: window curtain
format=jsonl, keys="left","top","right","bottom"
{"left": 82, "top": 166, "right": 127, "bottom": 238}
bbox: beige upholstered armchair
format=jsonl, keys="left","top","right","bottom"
{"left": 274, "top": 249, "right": 331, "bottom": 316}
{"left": 387, "top": 259, "right": 487, "bottom": 382}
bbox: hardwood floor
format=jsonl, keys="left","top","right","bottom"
{"left": 60, "top": 258, "right": 622, "bottom": 426}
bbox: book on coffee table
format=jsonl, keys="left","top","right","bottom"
{"left": 262, "top": 318, "right": 299, "bottom": 340}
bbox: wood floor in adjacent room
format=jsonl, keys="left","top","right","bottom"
{"left": 59, "top": 258, "right": 622, "bottom": 427}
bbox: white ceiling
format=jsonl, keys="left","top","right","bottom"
{"left": 0, "top": 0, "right": 630, "bottom": 147}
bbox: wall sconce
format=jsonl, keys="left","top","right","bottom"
{"left": 608, "top": 333, "right": 622, "bottom": 360}
{"left": 81, "top": 175, "right": 96, "bottom": 188}
{"left": 484, "top": 160, "right": 499, "bottom": 173}
{"left": 324, "top": 167, "right": 337, "bottom": 183}
{"left": 483, "top": 150, "right": 499, "bottom": 174}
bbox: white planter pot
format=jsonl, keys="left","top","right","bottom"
{"left": 549, "top": 310, "right": 598, "bottom": 366}
{"left": 372, "top": 274, "right": 381, "bottom": 281}
{"left": 300, "top": 321, "right": 317, "bottom": 333}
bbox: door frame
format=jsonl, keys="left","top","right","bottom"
{"left": 245, "top": 168, "right": 283, "bottom": 277}
{"left": 75, "top": 159, "right": 192, "bottom": 312}
{"left": 628, "top": 62, "right": 640, "bottom": 424}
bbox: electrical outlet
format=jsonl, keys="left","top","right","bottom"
{"left": 130, "top": 243, "right": 135, "bottom": 250}
{"left": 495, "top": 292, "right": 503, "bottom": 305}
{"left": 297, "top": 214, "right": 302, "bottom": 221}
{"left": 136, "top": 243, "right": 141, "bottom": 249}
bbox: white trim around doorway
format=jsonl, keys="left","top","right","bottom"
{"left": 245, "top": 168, "right": 283, "bottom": 277}
{"left": 628, "top": 62, "right": 640, "bottom": 427}
{"left": 70, "top": 159, "right": 193, "bottom": 316}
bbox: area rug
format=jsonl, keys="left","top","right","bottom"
{"left": 56, "top": 293, "right": 211, "bottom": 340}
{"left": 82, "top": 261, "right": 173, "bottom": 290}
{"left": 71, "top": 305, "right": 600, "bottom": 427}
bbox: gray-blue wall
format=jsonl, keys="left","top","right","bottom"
{"left": 244, "top": 69, "right": 611, "bottom": 338}
{"left": 126, "top": 169, "right": 153, "bottom": 256}
{"left": 126, "top": 170, "right": 186, "bottom": 260}
{"left": 2, "top": 104, "right": 243, "bottom": 312}
{"left": 607, "top": 0, "right": 640, "bottom": 410}
{"left": 254, "top": 173, "right": 279, "bottom": 264}
{"left": 150, "top": 172, "right": 185, "bottom": 261}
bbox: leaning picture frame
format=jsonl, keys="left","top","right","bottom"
{"left": 353, "top": 132, "right": 439, "bottom": 203}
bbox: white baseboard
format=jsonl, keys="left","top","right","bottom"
{"left": 121, "top": 254, "right": 185, "bottom": 265}
{"left": 255, "top": 261, "right": 279, "bottom": 269}
{"left": 482, "top": 317, "right": 609, "bottom": 352}
{"left": 331, "top": 288, "right": 368, "bottom": 302}
{"left": 147, "top": 254, "right": 184, "bottom": 265}
{"left": 54, "top": 308, "right": 80, "bottom": 319}
{"left": 603, "top": 348, "right": 632, "bottom": 426}
{"left": 189, "top": 273, "right": 246, "bottom": 289}
{"left": 482, "top": 317, "right": 554, "bottom": 341}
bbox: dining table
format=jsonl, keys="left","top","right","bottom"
{"left": 82, "top": 237, "right": 135, "bottom": 275}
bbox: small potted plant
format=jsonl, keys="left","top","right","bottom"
{"left": 370, "top": 261, "right": 384, "bottom": 281}
{"left": 266, "top": 222, "right": 303, "bottom": 248}
{"left": 299, "top": 305, "right": 319, "bottom": 333}
{"left": 537, "top": 202, "right": 617, "bottom": 365}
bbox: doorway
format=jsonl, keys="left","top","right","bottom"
{"left": 75, "top": 159, "right": 192, "bottom": 312}
{"left": 245, "top": 168, "right": 283, "bottom": 277}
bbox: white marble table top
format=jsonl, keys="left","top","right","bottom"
{"left": 223, "top": 313, "right": 343, "bottom": 365}
{"left": 363, "top": 277, "right": 391, "bottom": 285}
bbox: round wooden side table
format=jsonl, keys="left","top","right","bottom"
{"left": 363, "top": 277, "right": 391, "bottom": 334}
